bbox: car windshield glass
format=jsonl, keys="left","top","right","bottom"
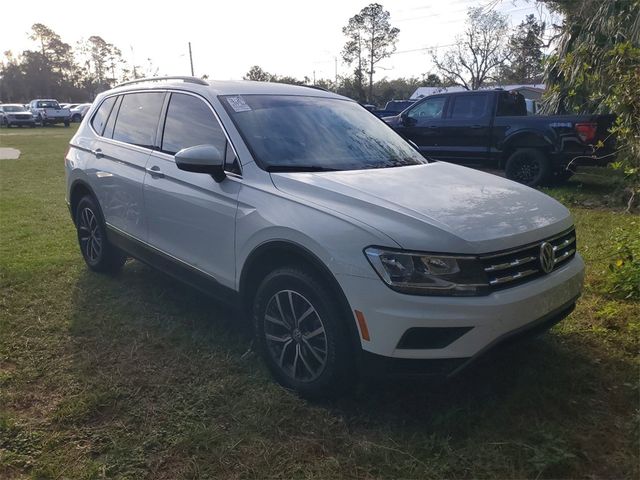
{"left": 2, "top": 106, "right": 26, "bottom": 112}
{"left": 221, "top": 95, "right": 427, "bottom": 171}
{"left": 39, "top": 101, "right": 59, "bottom": 108}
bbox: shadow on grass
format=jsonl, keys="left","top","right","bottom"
{"left": 62, "top": 260, "right": 634, "bottom": 477}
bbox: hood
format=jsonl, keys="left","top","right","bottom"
{"left": 270, "top": 162, "right": 573, "bottom": 254}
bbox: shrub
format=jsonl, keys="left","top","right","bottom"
{"left": 607, "top": 222, "right": 640, "bottom": 300}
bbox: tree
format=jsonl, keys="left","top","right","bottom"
{"left": 342, "top": 3, "right": 399, "bottom": 102}
{"left": 431, "top": 7, "right": 510, "bottom": 90}
{"left": 243, "top": 66, "right": 309, "bottom": 85}
{"left": 243, "top": 65, "right": 274, "bottom": 82}
{"left": 500, "top": 14, "right": 546, "bottom": 84}
{"left": 539, "top": 0, "right": 640, "bottom": 209}
{"left": 77, "top": 36, "right": 125, "bottom": 96}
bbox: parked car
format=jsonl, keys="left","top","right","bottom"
{"left": 0, "top": 104, "right": 36, "bottom": 127}
{"left": 372, "top": 99, "right": 415, "bottom": 117}
{"left": 383, "top": 89, "right": 616, "bottom": 186}
{"left": 65, "top": 77, "right": 584, "bottom": 397}
{"left": 70, "top": 103, "right": 92, "bottom": 122}
{"left": 29, "top": 99, "right": 71, "bottom": 126}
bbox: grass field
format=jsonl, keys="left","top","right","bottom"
{"left": 1, "top": 126, "right": 638, "bottom": 479}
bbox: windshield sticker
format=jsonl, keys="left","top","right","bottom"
{"left": 226, "top": 96, "right": 252, "bottom": 112}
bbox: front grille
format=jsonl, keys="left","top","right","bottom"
{"left": 480, "top": 228, "right": 576, "bottom": 290}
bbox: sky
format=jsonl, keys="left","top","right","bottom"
{"left": 0, "top": 0, "right": 553, "bottom": 82}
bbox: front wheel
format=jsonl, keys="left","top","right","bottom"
{"left": 253, "top": 267, "right": 353, "bottom": 398}
{"left": 505, "top": 148, "right": 551, "bottom": 187}
{"left": 75, "top": 196, "right": 126, "bottom": 273}
{"left": 64, "top": 119, "right": 70, "bottom": 127}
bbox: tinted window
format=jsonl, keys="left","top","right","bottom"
{"left": 112, "top": 93, "right": 164, "bottom": 148}
{"left": 222, "top": 95, "right": 427, "bottom": 171}
{"left": 161, "top": 93, "right": 226, "bottom": 155}
{"left": 102, "top": 96, "right": 122, "bottom": 139}
{"left": 407, "top": 97, "right": 446, "bottom": 120}
{"left": 91, "top": 96, "right": 117, "bottom": 135}
{"left": 496, "top": 92, "right": 527, "bottom": 116}
{"left": 450, "top": 94, "right": 488, "bottom": 119}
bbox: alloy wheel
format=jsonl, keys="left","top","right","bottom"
{"left": 263, "top": 290, "right": 328, "bottom": 382}
{"left": 78, "top": 207, "right": 102, "bottom": 263}
{"left": 513, "top": 159, "right": 540, "bottom": 184}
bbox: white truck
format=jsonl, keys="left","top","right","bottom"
{"left": 29, "top": 99, "right": 71, "bottom": 127}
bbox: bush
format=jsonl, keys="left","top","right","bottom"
{"left": 607, "top": 222, "right": 640, "bottom": 300}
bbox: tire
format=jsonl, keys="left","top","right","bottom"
{"left": 505, "top": 148, "right": 551, "bottom": 187}
{"left": 72, "top": 114, "right": 81, "bottom": 123}
{"left": 253, "top": 267, "right": 353, "bottom": 398}
{"left": 37, "top": 114, "right": 43, "bottom": 127}
{"left": 64, "top": 119, "right": 70, "bottom": 127}
{"left": 75, "top": 196, "right": 126, "bottom": 273}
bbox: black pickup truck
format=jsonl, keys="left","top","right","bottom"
{"left": 372, "top": 100, "right": 415, "bottom": 118}
{"left": 383, "top": 89, "right": 616, "bottom": 186}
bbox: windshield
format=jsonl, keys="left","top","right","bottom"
{"left": 2, "top": 105, "right": 27, "bottom": 112}
{"left": 221, "top": 95, "right": 427, "bottom": 171}
{"left": 38, "top": 101, "right": 60, "bottom": 109}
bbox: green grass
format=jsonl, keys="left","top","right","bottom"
{"left": 1, "top": 126, "right": 638, "bottom": 479}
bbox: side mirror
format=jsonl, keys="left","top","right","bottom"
{"left": 175, "top": 144, "right": 226, "bottom": 182}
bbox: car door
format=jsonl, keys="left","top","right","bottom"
{"left": 88, "top": 92, "right": 165, "bottom": 241}
{"left": 393, "top": 96, "right": 448, "bottom": 158}
{"left": 438, "top": 93, "right": 492, "bottom": 164}
{"left": 143, "top": 92, "right": 241, "bottom": 289}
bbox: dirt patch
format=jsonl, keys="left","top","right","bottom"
{"left": 0, "top": 147, "right": 20, "bottom": 159}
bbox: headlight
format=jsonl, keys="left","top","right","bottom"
{"left": 364, "top": 247, "right": 489, "bottom": 296}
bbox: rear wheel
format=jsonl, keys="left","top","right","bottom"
{"left": 505, "top": 148, "right": 551, "bottom": 187}
{"left": 253, "top": 267, "right": 353, "bottom": 398}
{"left": 75, "top": 196, "right": 126, "bottom": 273}
{"left": 72, "top": 114, "right": 81, "bottom": 123}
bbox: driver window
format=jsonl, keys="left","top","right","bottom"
{"left": 161, "top": 93, "right": 226, "bottom": 156}
{"left": 407, "top": 97, "right": 446, "bottom": 120}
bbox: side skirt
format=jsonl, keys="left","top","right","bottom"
{"left": 105, "top": 225, "right": 241, "bottom": 308}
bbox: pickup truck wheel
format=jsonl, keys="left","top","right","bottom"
{"left": 72, "top": 114, "right": 81, "bottom": 123}
{"left": 75, "top": 196, "right": 126, "bottom": 273}
{"left": 64, "top": 119, "right": 70, "bottom": 127}
{"left": 253, "top": 267, "right": 353, "bottom": 398}
{"left": 505, "top": 148, "right": 551, "bottom": 187}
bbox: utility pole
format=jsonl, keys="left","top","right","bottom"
{"left": 313, "top": 70, "right": 316, "bottom": 85}
{"left": 188, "top": 42, "right": 194, "bottom": 76}
{"left": 334, "top": 56, "right": 338, "bottom": 92}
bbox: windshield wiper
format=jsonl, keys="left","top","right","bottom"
{"left": 266, "top": 165, "right": 341, "bottom": 172}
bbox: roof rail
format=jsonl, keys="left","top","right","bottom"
{"left": 303, "top": 84, "right": 330, "bottom": 92}
{"left": 115, "top": 76, "right": 209, "bottom": 88}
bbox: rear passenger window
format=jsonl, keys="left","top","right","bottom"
{"left": 161, "top": 93, "right": 226, "bottom": 156}
{"left": 91, "top": 96, "right": 117, "bottom": 135}
{"left": 450, "top": 94, "right": 488, "bottom": 119}
{"left": 112, "top": 93, "right": 164, "bottom": 148}
{"left": 102, "top": 96, "right": 122, "bottom": 139}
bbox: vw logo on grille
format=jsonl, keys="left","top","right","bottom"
{"left": 539, "top": 241, "right": 555, "bottom": 274}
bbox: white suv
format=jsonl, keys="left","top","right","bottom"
{"left": 65, "top": 77, "right": 584, "bottom": 397}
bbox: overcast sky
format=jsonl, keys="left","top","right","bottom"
{"left": 1, "top": 0, "right": 552, "bottom": 81}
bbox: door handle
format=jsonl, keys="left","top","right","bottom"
{"left": 91, "top": 148, "right": 104, "bottom": 158}
{"left": 146, "top": 166, "right": 165, "bottom": 178}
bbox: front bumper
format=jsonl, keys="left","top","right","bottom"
{"left": 6, "top": 117, "right": 35, "bottom": 125}
{"left": 336, "top": 253, "right": 585, "bottom": 363}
